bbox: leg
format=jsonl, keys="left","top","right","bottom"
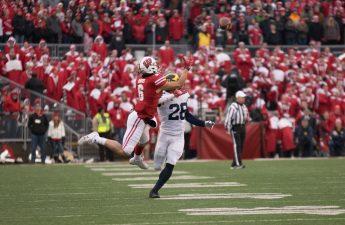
{"left": 231, "top": 129, "right": 241, "bottom": 167}
{"left": 31, "top": 134, "right": 38, "bottom": 163}
{"left": 122, "top": 111, "right": 146, "bottom": 155}
{"left": 150, "top": 134, "right": 184, "bottom": 197}
{"left": 78, "top": 111, "right": 145, "bottom": 158}
{"left": 52, "top": 141, "right": 58, "bottom": 161}
{"left": 153, "top": 132, "right": 169, "bottom": 171}
{"left": 78, "top": 131, "right": 125, "bottom": 158}
{"left": 150, "top": 164, "right": 174, "bottom": 198}
{"left": 238, "top": 126, "right": 246, "bottom": 165}
{"left": 57, "top": 141, "right": 64, "bottom": 162}
{"left": 129, "top": 125, "right": 150, "bottom": 169}
{"left": 38, "top": 135, "right": 46, "bottom": 164}
{"left": 133, "top": 126, "right": 150, "bottom": 158}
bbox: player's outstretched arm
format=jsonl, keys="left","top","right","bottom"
{"left": 159, "top": 69, "right": 188, "bottom": 91}
{"left": 185, "top": 110, "right": 215, "bottom": 128}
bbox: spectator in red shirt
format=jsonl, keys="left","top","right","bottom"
{"left": 169, "top": 9, "right": 184, "bottom": 43}
{"left": 2, "top": 9, "right": 13, "bottom": 42}
{"left": 248, "top": 21, "right": 263, "bottom": 45}
{"left": 46, "top": 69, "right": 63, "bottom": 101}
{"left": 132, "top": 19, "right": 146, "bottom": 44}
{"left": 60, "top": 16, "right": 73, "bottom": 44}
{"left": 4, "top": 37, "right": 20, "bottom": 55}
{"left": 156, "top": 14, "right": 168, "bottom": 44}
{"left": 3, "top": 90, "right": 20, "bottom": 138}
{"left": 109, "top": 98, "right": 127, "bottom": 143}
{"left": 158, "top": 40, "right": 175, "bottom": 67}
{"left": 91, "top": 36, "right": 108, "bottom": 61}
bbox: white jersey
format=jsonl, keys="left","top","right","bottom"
{"left": 158, "top": 92, "right": 190, "bottom": 136}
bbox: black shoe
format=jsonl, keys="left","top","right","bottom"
{"left": 149, "top": 190, "right": 160, "bottom": 198}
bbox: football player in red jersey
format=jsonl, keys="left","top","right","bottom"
{"left": 79, "top": 56, "right": 190, "bottom": 168}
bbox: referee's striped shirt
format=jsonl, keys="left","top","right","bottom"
{"left": 224, "top": 102, "right": 249, "bottom": 131}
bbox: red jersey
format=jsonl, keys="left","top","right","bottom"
{"left": 134, "top": 73, "right": 166, "bottom": 119}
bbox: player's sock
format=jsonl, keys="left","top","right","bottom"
{"left": 152, "top": 163, "right": 174, "bottom": 193}
{"left": 134, "top": 145, "right": 144, "bottom": 160}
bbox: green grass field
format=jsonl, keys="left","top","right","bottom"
{"left": 1, "top": 159, "right": 345, "bottom": 225}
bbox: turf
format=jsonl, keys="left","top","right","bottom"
{"left": 1, "top": 159, "right": 345, "bottom": 225}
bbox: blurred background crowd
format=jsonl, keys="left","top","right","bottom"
{"left": 0, "top": 0, "right": 344, "bottom": 47}
{"left": 0, "top": 0, "right": 345, "bottom": 162}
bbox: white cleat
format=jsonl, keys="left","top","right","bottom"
{"left": 78, "top": 132, "right": 99, "bottom": 145}
{"left": 129, "top": 156, "right": 149, "bottom": 170}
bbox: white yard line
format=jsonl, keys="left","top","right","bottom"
{"left": 102, "top": 171, "right": 188, "bottom": 176}
{"left": 112, "top": 175, "right": 213, "bottom": 181}
{"left": 90, "top": 167, "right": 144, "bottom": 171}
{"left": 159, "top": 193, "right": 291, "bottom": 200}
{"left": 128, "top": 182, "right": 246, "bottom": 189}
{"left": 254, "top": 157, "right": 345, "bottom": 161}
{"left": 1, "top": 212, "right": 181, "bottom": 220}
{"left": 99, "top": 217, "right": 345, "bottom": 225}
{"left": 180, "top": 206, "right": 345, "bottom": 216}
{"left": 90, "top": 167, "right": 151, "bottom": 171}
{"left": 85, "top": 165, "right": 138, "bottom": 168}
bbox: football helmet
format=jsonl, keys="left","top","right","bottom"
{"left": 139, "top": 56, "right": 158, "bottom": 74}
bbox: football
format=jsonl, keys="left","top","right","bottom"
{"left": 219, "top": 17, "right": 232, "bottom": 30}
{"left": 165, "top": 72, "right": 180, "bottom": 82}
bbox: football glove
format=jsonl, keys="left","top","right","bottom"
{"left": 178, "top": 55, "right": 191, "bottom": 70}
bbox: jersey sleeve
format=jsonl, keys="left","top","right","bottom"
{"left": 153, "top": 74, "right": 167, "bottom": 88}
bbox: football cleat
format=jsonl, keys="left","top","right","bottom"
{"left": 149, "top": 190, "right": 160, "bottom": 198}
{"left": 129, "top": 156, "right": 149, "bottom": 170}
{"left": 78, "top": 132, "right": 99, "bottom": 145}
{"left": 154, "top": 165, "right": 162, "bottom": 171}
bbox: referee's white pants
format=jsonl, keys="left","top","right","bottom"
{"left": 154, "top": 132, "right": 185, "bottom": 169}
{"left": 122, "top": 111, "right": 150, "bottom": 155}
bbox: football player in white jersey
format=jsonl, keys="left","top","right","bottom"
{"left": 149, "top": 73, "right": 215, "bottom": 198}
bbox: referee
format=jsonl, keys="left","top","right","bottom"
{"left": 224, "top": 91, "right": 249, "bottom": 169}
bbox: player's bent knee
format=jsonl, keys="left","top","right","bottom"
{"left": 154, "top": 154, "right": 166, "bottom": 170}
{"left": 166, "top": 158, "right": 178, "bottom": 166}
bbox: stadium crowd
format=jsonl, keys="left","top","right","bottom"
{"left": 0, "top": 0, "right": 345, "bottom": 160}
{"left": 0, "top": 0, "right": 344, "bottom": 46}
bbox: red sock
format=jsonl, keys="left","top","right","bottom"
{"left": 134, "top": 145, "right": 144, "bottom": 155}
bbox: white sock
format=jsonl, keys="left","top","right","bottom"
{"left": 134, "top": 154, "right": 142, "bottom": 160}
{"left": 96, "top": 137, "right": 107, "bottom": 145}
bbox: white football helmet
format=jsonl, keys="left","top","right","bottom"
{"left": 139, "top": 56, "right": 158, "bottom": 74}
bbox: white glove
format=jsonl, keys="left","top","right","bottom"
{"left": 205, "top": 121, "right": 215, "bottom": 129}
